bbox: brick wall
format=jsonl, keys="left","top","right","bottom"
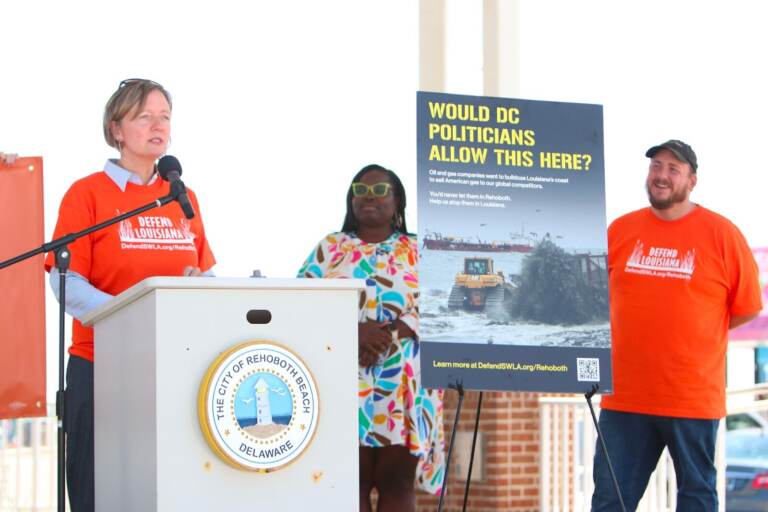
{"left": 416, "top": 390, "right": 542, "bottom": 511}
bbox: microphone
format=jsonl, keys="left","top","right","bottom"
{"left": 157, "top": 155, "right": 195, "bottom": 219}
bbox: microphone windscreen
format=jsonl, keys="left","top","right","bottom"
{"left": 157, "top": 155, "right": 182, "bottom": 180}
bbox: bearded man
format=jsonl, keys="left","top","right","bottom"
{"left": 591, "top": 140, "right": 762, "bottom": 511}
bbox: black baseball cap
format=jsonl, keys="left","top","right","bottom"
{"left": 645, "top": 139, "right": 698, "bottom": 172}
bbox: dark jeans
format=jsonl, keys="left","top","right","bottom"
{"left": 591, "top": 408, "right": 719, "bottom": 512}
{"left": 66, "top": 356, "right": 94, "bottom": 512}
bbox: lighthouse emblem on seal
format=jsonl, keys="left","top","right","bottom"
{"left": 198, "top": 340, "right": 320, "bottom": 472}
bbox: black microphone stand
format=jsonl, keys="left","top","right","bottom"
{"left": 585, "top": 384, "right": 627, "bottom": 512}
{"left": 0, "top": 189, "right": 181, "bottom": 512}
{"left": 437, "top": 380, "right": 483, "bottom": 512}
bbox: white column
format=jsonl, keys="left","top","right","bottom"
{"left": 483, "top": 0, "right": 521, "bottom": 98}
{"left": 419, "top": 0, "right": 446, "bottom": 92}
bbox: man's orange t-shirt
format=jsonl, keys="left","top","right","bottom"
{"left": 44, "top": 171, "right": 216, "bottom": 362}
{"left": 601, "top": 206, "right": 762, "bottom": 419}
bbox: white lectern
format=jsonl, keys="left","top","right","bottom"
{"left": 82, "top": 277, "right": 363, "bottom": 511}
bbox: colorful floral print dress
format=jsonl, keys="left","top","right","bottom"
{"left": 298, "top": 231, "right": 445, "bottom": 494}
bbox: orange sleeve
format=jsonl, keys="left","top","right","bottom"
{"left": 43, "top": 182, "right": 94, "bottom": 278}
{"left": 187, "top": 188, "right": 216, "bottom": 272}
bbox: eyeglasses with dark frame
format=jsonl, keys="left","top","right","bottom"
{"left": 351, "top": 182, "right": 392, "bottom": 197}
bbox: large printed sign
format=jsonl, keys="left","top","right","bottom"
{"left": 417, "top": 92, "right": 611, "bottom": 393}
{"left": 0, "top": 157, "right": 47, "bottom": 418}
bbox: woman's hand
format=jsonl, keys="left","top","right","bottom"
{"left": 183, "top": 266, "right": 202, "bottom": 277}
{"left": 392, "top": 319, "right": 416, "bottom": 340}
{"left": 358, "top": 321, "right": 391, "bottom": 367}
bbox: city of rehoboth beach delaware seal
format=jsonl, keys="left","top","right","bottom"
{"left": 198, "top": 340, "right": 319, "bottom": 472}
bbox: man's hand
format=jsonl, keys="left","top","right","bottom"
{"left": 0, "top": 152, "right": 19, "bottom": 165}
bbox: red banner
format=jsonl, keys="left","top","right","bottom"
{"left": 0, "top": 156, "right": 47, "bottom": 418}
{"left": 730, "top": 247, "right": 768, "bottom": 341}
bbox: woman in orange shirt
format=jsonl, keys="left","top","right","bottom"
{"left": 45, "top": 79, "right": 215, "bottom": 512}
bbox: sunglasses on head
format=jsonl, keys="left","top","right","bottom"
{"left": 351, "top": 182, "right": 392, "bottom": 197}
{"left": 119, "top": 78, "right": 164, "bottom": 89}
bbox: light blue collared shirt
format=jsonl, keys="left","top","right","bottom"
{"left": 103, "top": 158, "right": 159, "bottom": 191}
{"left": 50, "top": 160, "right": 213, "bottom": 320}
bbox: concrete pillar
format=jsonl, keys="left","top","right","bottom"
{"left": 483, "top": 0, "right": 521, "bottom": 97}
{"left": 420, "top": 0, "right": 446, "bottom": 92}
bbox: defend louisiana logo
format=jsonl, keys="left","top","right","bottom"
{"left": 625, "top": 240, "right": 696, "bottom": 280}
{"left": 198, "top": 341, "right": 319, "bottom": 472}
{"left": 118, "top": 214, "right": 197, "bottom": 251}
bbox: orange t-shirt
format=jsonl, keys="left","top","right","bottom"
{"left": 600, "top": 206, "right": 761, "bottom": 419}
{"left": 44, "top": 171, "right": 216, "bottom": 362}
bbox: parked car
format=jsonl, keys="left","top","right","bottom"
{"left": 727, "top": 411, "right": 768, "bottom": 432}
{"left": 725, "top": 429, "right": 768, "bottom": 511}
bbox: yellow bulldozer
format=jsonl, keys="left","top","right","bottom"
{"left": 447, "top": 257, "right": 516, "bottom": 318}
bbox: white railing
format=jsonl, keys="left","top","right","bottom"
{"left": 5, "top": 385, "right": 768, "bottom": 512}
{"left": 539, "top": 396, "right": 682, "bottom": 512}
{"left": 0, "top": 409, "right": 59, "bottom": 512}
{"left": 540, "top": 384, "right": 768, "bottom": 512}
{"left": 725, "top": 382, "right": 768, "bottom": 416}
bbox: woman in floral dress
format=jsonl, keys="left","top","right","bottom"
{"left": 298, "top": 164, "right": 444, "bottom": 511}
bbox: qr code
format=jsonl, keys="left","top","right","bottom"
{"left": 577, "top": 358, "right": 600, "bottom": 382}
